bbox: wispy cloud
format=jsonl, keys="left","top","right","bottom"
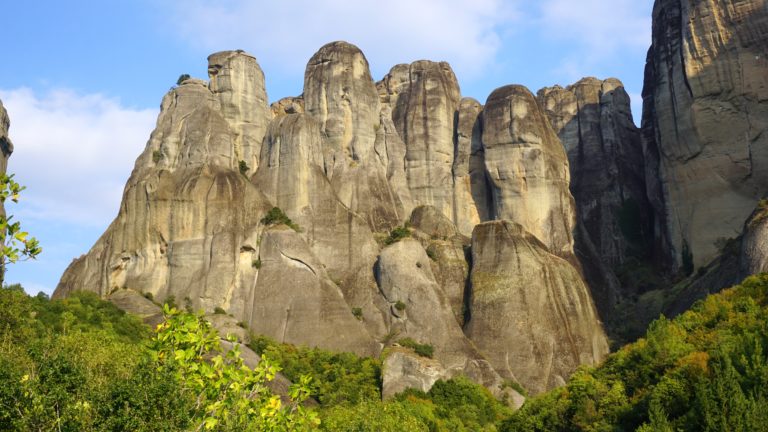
{"left": 166, "top": 0, "right": 519, "bottom": 82}
{"left": 0, "top": 87, "right": 157, "bottom": 226}
{"left": 536, "top": 0, "right": 652, "bottom": 79}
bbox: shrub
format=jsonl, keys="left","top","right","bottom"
{"left": 384, "top": 225, "right": 411, "bottom": 246}
{"left": 176, "top": 74, "right": 191, "bottom": 85}
{"left": 394, "top": 300, "right": 406, "bottom": 311}
{"left": 238, "top": 160, "right": 250, "bottom": 176}
{"left": 426, "top": 246, "right": 438, "bottom": 261}
{"left": 163, "top": 295, "right": 177, "bottom": 309}
{"left": 351, "top": 307, "right": 363, "bottom": 320}
{"left": 398, "top": 338, "right": 434, "bottom": 359}
{"left": 152, "top": 150, "right": 163, "bottom": 163}
{"left": 252, "top": 259, "right": 262, "bottom": 269}
{"left": 260, "top": 207, "right": 301, "bottom": 232}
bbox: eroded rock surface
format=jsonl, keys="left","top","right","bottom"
{"left": 465, "top": 221, "right": 609, "bottom": 395}
{"left": 482, "top": 86, "right": 576, "bottom": 259}
{"left": 642, "top": 0, "right": 768, "bottom": 269}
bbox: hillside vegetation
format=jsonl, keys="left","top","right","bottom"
{"left": 3, "top": 273, "right": 768, "bottom": 430}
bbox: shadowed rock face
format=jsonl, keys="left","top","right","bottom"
{"left": 482, "top": 85, "right": 577, "bottom": 260}
{"left": 538, "top": 78, "right": 653, "bottom": 314}
{"left": 642, "top": 0, "right": 768, "bottom": 270}
{"left": 465, "top": 220, "right": 609, "bottom": 395}
{"left": 539, "top": 78, "right": 650, "bottom": 268}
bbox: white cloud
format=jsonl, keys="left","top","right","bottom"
{"left": 0, "top": 88, "right": 157, "bottom": 226}
{"left": 167, "top": 0, "right": 518, "bottom": 82}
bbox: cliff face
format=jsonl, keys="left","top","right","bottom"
{"left": 55, "top": 42, "right": 609, "bottom": 397}
{"left": 642, "top": 0, "right": 768, "bottom": 270}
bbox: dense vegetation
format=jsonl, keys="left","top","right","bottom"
{"left": 3, "top": 273, "right": 768, "bottom": 430}
{"left": 503, "top": 273, "right": 768, "bottom": 431}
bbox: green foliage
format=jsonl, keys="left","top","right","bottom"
{"left": 351, "top": 307, "right": 363, "bottom": 320}
{"left": 176, "top": 73, "right": 191, "bottom": 85}
{"left": 502, "top": 273, "right": 768, "bottom": 432}
{"left": 261, "top": 207, "right": 301, "bottom": 232}
{"left": 502, "top": 379, "right": 528, "bottom": 397}
{"left": 426, "top": 246, "right": 438, "bottom": 261}
{"left": 249, "top": 335, "right": 382, "bottom": 407}
{"left": 384, "top": 225, "right": 411, "bottom": 246}
{"left": 253, "top": 258, "right": 262, "bottom": 269}
{"left": 213, "top": 306, "right": 226, "bottom": 315}
{"left": 398, "top": 338, "right": 434, "bottom": 359}
{"left": 238, "top": 159, "right": 250, "bottom": 176}
{"left": 152, "top": 306, "right": 318, "bottom": 431}
{"left": 395, "top": 300, "right": 407, "bottom": 311}
{"left": 0, "top": 174, "right": 41, "bottom": 285}
{"left": 162, "top": 294, "right": 176, "bottom": 309}
{"left": 152, "top": 150, "right": 163, "bottom": 163}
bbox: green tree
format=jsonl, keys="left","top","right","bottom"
{"left": 0, "top": 173, "right": 41, "bottom": 285}
{"left": 151, "top": 305, "right": 319, "bottom": 431}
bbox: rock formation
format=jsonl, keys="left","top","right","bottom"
{"left": 482, "top": 85, "right": 576, "bottom": 259}
{"left": 642, "top": 0, "right": 768, "bottom": 270}
{"left": 465, "top": 221, "right": 609, "bottom": 395}
{"left": 55, "top": 42, "right": 612, "bottom": 399}
{"left": 0, "top": 99, "right": 12, "bottom": 177}
{"left": 539, "top": 78, "right": 650, "bottom": 268}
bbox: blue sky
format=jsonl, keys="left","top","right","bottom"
{"left": 1, "top": 0, "right": 654, "bottom": 295}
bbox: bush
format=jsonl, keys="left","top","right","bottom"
{"left": 398, "top": 338, "right": 434, "bottom": 359}
{"left": 176, "top": 74, "right": 191, "bottom": 85}
{"left": 351, "top": 307, "right": 363, "bottom": 320}
{"left": 152, "top": 150, "right": 163, "bottom": 163}
{"left": 260, "top": 207, "right": 301, "bottom": 232}
{"left": 252, "top": 259, "right": 261, "bottom": 269}
{"left": 395, "top": 300, "right": 406, "bottom": 311}
{"left": 384, "top": 225, "right": 411, "bottom": 246}
{"left": 249, "top": 335, "right": 382, "bottom": 407}
{"left": 426, "top": 247, "right": 438, "bottom": 261}
{"left": 238, "top": 160, "right": 250, "bottom": 176}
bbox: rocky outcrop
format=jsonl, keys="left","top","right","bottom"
{"left": 0, "top": 99, "right": 12, "bottom": 176}
{"left": 382, "top": 348, "right": 444, "bottom": 399}
{"left": 465, "top": 221, "right": 609, "bottom": 395}
{"left": 208, "top": 51, "right": 272, "bottom": 174}
{"left": 740, "top": 202, "right": 768, "bottom": 277}
{"left": 642, "top": 0, "right": 768, "bottom": 270}
{"left": 304, "top": 42, "right": 409, "bottom": 231}
{"left": 55, "top": 42, "right": 613, "bottom": 401}
{"left": 453, "top": 98, "right": 491, "bottom": 235}
{"left": 538, "top": 78, "right": 650, "bottom": 268}
{"left": 378, "top": 61, "right": 462, "bottom": 227}
{"left": 482, "top": 86, "right": 577, "bottom": 259}
{"left": 249, "top": 226, "right": 377, "bottom": 355}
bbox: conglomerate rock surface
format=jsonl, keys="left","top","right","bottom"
{"left": 55, "top": 42, "right": 614, "bottom": 398}
{"left": 641, "top": 0, "right": 768, "bottom": 270}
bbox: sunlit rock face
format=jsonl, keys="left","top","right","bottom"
{"left": 481, "top": 85, "right": 577, "bottom": 260}
{"left": 55, "top": 41, "right": 615, "bottom": 400}
{"left": 641, "top": 0, "right": 768, "bottom": 270}
{"left": 465, "top": 221, "right": 609, "bottom": 395}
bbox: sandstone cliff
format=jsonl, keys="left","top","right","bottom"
{"left": 642, "top": 0, "right": 768, "bottom": 271}
{"left": 0, "top": 100, "right": 12, "bottom": 177}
